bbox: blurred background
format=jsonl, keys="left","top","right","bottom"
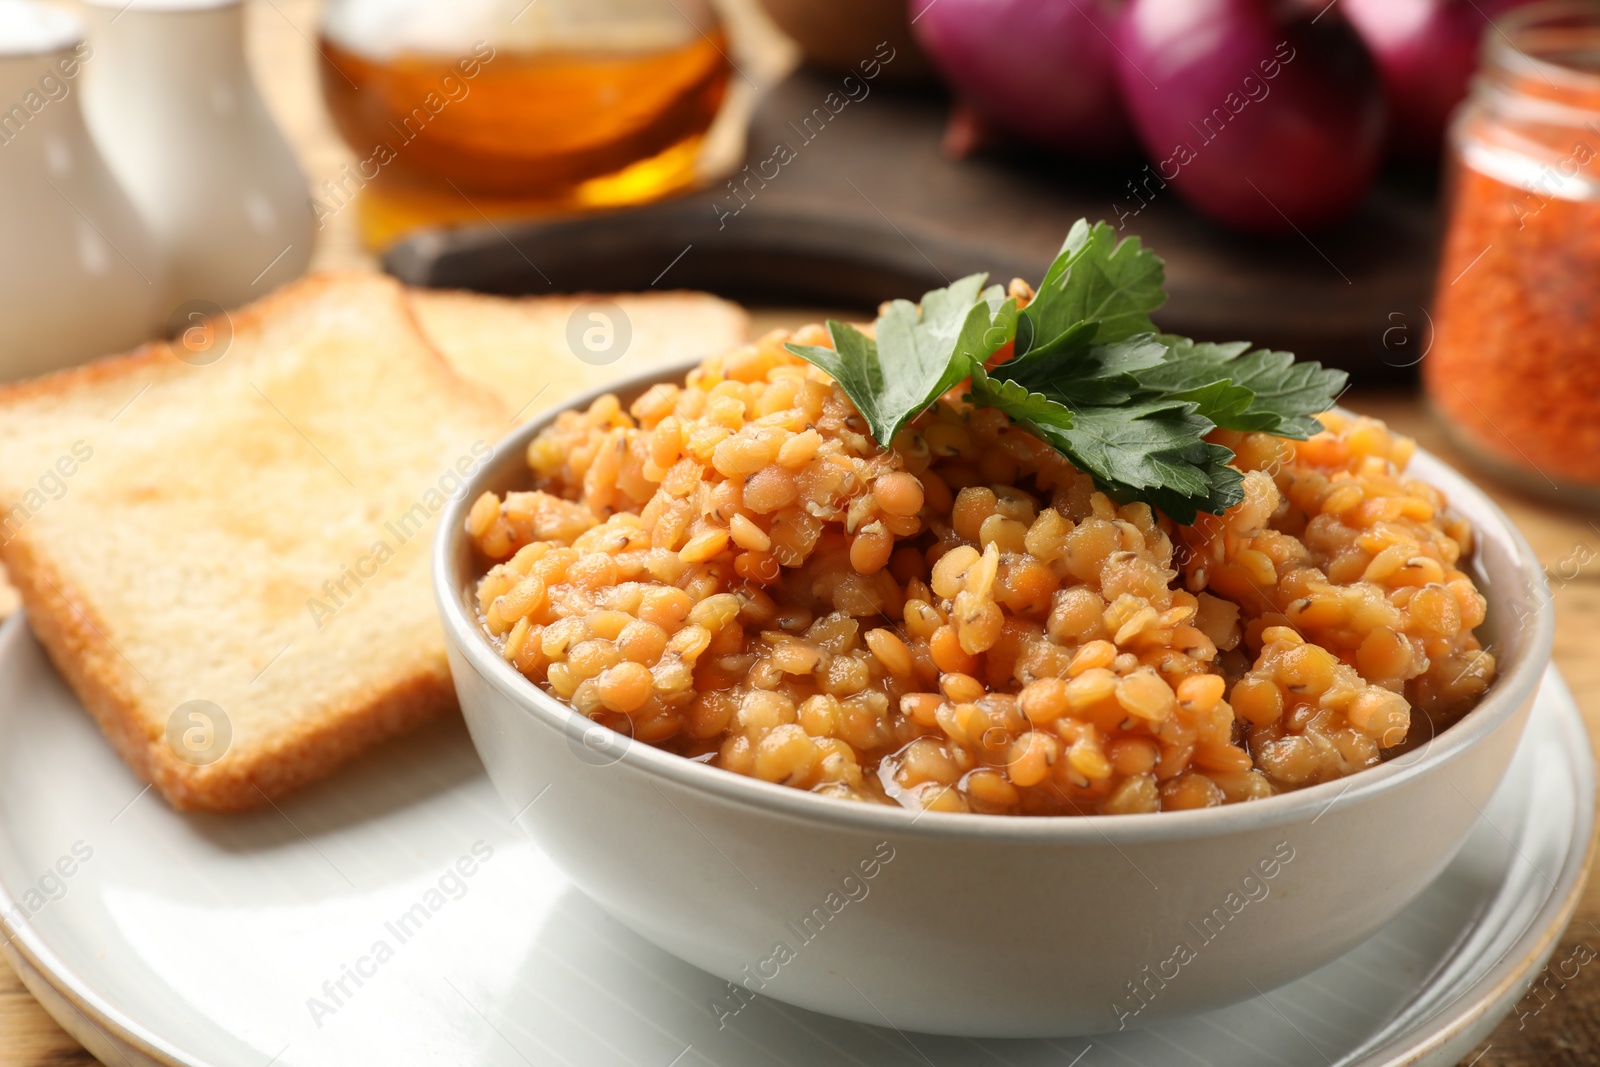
{"left": 10, "top": 0, "right": 1600, "bottom": 483}
{"left": 4, "top": 0, "right": 1600, "bottom": 1064}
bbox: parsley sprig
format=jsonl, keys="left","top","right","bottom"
{"left": 784, "top": 219, "right": 1347, "bottom": 524}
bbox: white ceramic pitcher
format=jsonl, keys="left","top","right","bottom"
{"left": 0, "top": 0, "right": 165, "bottom": 382}
{"left": 81, "top": 0, "right": 313, "bottom": 314}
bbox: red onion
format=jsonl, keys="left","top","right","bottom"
{"left": 1113, "top": 0, "right": 1386, "bottom": 234}
{"left": 909, "top": 0, "right": 1133, "bottom": 158}
{"left": 1344, "top": 0, "right": 1538, "bottom": 160}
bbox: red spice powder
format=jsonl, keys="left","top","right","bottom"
{"left": 1427, "top": 164, "right": 1600, "bottom": 485}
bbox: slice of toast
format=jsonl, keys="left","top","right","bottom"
{"left": 0, "top": 290, "right": 749, "bottom": 624}
{"left": 0, "top": 273, "right": 509, "bottom": 811}
{"left": 410, "top": 289, "right": 749, "bottom": 422}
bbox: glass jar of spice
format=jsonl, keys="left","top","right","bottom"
{"left": 1427, "top": 0, "right": 1600, "bottom": 500}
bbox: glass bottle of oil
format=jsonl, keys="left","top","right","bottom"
{"left": 317, "top": 0, "right": 729, "bottom": 248}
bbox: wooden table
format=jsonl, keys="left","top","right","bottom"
{"left": 5, "top": 2, "right": 1599, "bottom": 1065}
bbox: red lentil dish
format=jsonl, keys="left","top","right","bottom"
{"left": 467, "top": 227, "right": 1496, "bottom": 816}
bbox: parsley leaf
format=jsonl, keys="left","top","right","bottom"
{"left": 1015, "top": 220, "right": 1167, "bottom": 357}
{"left": 1206, "top": 346, "right": 1347, "bottom": 440}
{"left": 782, "top": 218, "right": 1343, "bottom": 523}
{"left": 995, "top": 333, "right": 1168, "bottom": 408}
{"left": 1046, "top": 401, "right": 1214, "bottom": 494}
{"left": 966, "top": 371, "right": 1243, "bottom": 523}
{"left": 1136, "top": 338, "right": 1349, "bottom": 439}
{"left": 1039, "top": 407, "right": 1244, "bottom": 524}
{"left": 785, "top": 274, "right": 1014, "bottom": 445}
{"left": 1137, "top": 450, "right": 1246, "bottom": 525}
{"left": 967, "top": 365, "right": 1077, "bottom": 428}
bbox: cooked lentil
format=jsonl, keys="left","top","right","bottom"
{"left": 469, "top": 330, "right": 1496, "bottom": 815}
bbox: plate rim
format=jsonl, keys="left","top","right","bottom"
{"left": 1349, "top": 666, "right": 1598, "bottom": 1067}
{"left": 0, "top": 613, "right": 1591, "bottom": 1067}
{"left": 0, "top": 615, "right": 191, "bottom": 1067}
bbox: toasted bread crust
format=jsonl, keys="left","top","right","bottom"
{"left": 0, "top": 272, "right": 506, "bottom": 811}
{"left": 0, "top": 565, "right": 16, "bottom": 618}
{"left": 408, "top": 287, "right": 751, "bottom": 422}
{"left": 0, "top": 271, "right": 509, "bottom": 417}
{"left": 0, "top": 535, "right": 156, "bottom": 792}
{"left": 5, "top": 528, "right": 460, "bottom": 811}
{"left": 0, "top": 274, "right": 749, "bottom": 812}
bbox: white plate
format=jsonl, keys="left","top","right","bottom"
{"left": 0, "top": 614, "right": 1591, "bottom": 1067}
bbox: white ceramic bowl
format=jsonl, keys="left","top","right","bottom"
{"left": 433, "top": 364, "right": 1554, "bottom": 1038}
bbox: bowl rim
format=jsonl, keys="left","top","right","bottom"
{"left": 433, "top": 357, "right": 1555, "bottom": 843}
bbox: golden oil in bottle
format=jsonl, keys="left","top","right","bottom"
{"left": 316, "top": 5, "right": 729, "bottom": 248}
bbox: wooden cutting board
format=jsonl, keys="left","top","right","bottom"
{"left": 386, "top": 70, "right": 1443, "bottom": 378}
